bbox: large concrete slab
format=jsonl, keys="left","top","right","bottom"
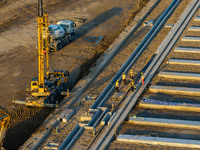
{"left": 168, "top": 59, "right": 200, "bottom": 66}
{"left": 139, "top": 98, "right": 200, "bottom": 112}
{"left": 188, "top": 26, "right": 200, "bottom": 31}
{"left": 149, "top": 85, "right": 200, "bottom": 96}
{"left": 129, "top": 116, "right": 200, "bottom": 129}
{"left": 181, "top": 36, "right": 200, "bottom": 42}
{"left": 174, "top": 47, "right": 200, "bottom": 53}
{"left": 117, "top": 134, "right": 200, "bottom": 149}
{"left": 158, "top": 71, "right": 200, "bottom": 80}
{"left": 194, "top": 16, "right": 200, "bottom": 21}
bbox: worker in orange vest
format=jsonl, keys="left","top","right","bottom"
{"left": 141, "top": 72, "right": 144, "bottom": 85}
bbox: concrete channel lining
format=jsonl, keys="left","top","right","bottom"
{"left": 181, "top": 36, "right": 200, "bottom": 42}
{"left": 149, "top": 85, "right": 200, "bottom": 96}
{"left": 167, "top": 59, "right": 200, "bottom": 65}
{"left": 188, "top": 26, "right": 200, "bottom": 31}
{"left": 129, "top": 117, "right": 200, "bottom": 130}
{"left": 139, "top": 99, "right": 200, "bottom": 112}
{"left": 117, "top": 134, "right": 200, "bottom": 149}
{"left": 174, "top": 47, "right": 200, "bottom": 53}
{"left": 158, "top": 71, "right": 200, "bottom": 80}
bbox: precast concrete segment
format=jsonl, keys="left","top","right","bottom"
{"left": 158, "top": 71, "right": 200, "bottom": 80}
{"left": 139, "top": 101, "right": 200, "bottom": 112}
{"left": 90, "top": 0, "right": 180, "bottom": 110}
{"left": 129, "top": 117, "right": 200, "bottom": 130}
{"left": 58, "top": 124, "right": 80, "bottom": 150}
{"left": 174, "top": 47, "right": 200, "bottom": 53}
{"left": 181, "top": 36, "right": 200, "bottom": 42}
{"left": 149, "top": 85, "right": 200, "bottom": 96}
{"left": 90, "top": 0, "right": 200, "bottom": 149}
{"left": 117, "top": 134, "right": 200, "bottom": 149}
{"left": 188, "top": 26, "right": 200, "bottom": 31}
{"left": 194, "top": 16, "right": 200, "bottom": 21}
{"left": 168, "top": 59, "right": 200, "bottom": 65}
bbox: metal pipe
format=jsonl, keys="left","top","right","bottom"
{"left": 38, "top": 0, "right": 43, "bottom": 17}
{"left": 90, "top": 0, "right": 180, "bottom": 110}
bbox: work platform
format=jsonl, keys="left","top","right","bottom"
{"left": 117, "top": 134, "right": 200, "bottom": 149}
{"left": 149, "top": 85, "right": 200, "bottom": 96}
{"left": 158, "top": 71, "right": 200, "bottom": 80}
{"left": 174, "top": 47, "right": 200, "bottom": 53}
{"left": 167, "top": 59, "right": 200, "bottom": 66}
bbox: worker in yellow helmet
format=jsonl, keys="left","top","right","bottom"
{"left": 131, "top": 79, "right": 136, "bottom": 92}
{"left": 130, "top": 69, "right": 133, "bottom": 79}
{"left": 115, "top": 80, "right": 119, "bottom": 92}
{"left": 122, "top": 72, "right": 126, "bottom": 84}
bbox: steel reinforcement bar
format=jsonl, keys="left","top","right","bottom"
{"left": 89, "top": 0, "right": 200, "bottom": 149}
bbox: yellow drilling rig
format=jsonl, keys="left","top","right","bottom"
{"left": 14, "top": 0, "right": 69, "bottom": 107}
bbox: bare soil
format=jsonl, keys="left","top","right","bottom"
{"left": 0, "top": 0, "right": 146, "bottom": 149}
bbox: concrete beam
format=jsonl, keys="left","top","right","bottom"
{"left": 181, "top": 36, "right": 200, "bottom": 42}
{"left": 174, "top": 47, "right": 200, "bottom": 53}
{"left": 139, "top": 99, "right": 200, "bottom": 112}
{"left": 117, "top": 134, "right": 200, "bottom": 149}
{"left": 129, "top": 116, "right": 200, "bottom": 130}
{"left": 149, "top": 85, "right": 200, "bottom": 96}
{"left": 194, "top": 16, "right": 200, "bottom": 21}
{"left": 167, "top": 59, "right": 200, "bottom": 66}
{"left": 188, "top": 26, "right": 200, "bottom": 31}
{"left": 165, "top": 23, "right": 174, "bottom": 28}
{"left": 158, "top": 71, "right": 200, "bottom": 80}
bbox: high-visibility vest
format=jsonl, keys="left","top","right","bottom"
{"left": 122, "top": 74, "right": 126, "bottom": 80}
{"left": 131, "top": 81, "right": 134, "bottom": 86}
{"left": 116, "top": 81, "right": 119, "bottom": 87}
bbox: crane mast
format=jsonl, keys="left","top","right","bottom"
{"left": 37, "top": 0, "right": 49, "bottom": 94}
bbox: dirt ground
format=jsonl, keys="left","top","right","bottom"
{"left": 0, "top": 0, "right": 196, "bottom": 149}
{"left": 0, "top": 0, "right": 147, "bottom": 149}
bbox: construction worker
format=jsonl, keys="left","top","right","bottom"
{"left": 130, "top": 69, "right": 133, "bottom": 79}
{"left": 115, "top": 80, "right": 119, "bottom": 92}
{"left": 141, "top": 72, "right": 144, "bottom": 85}
{"left": 131, "top": 79, "right": 136, "bottom": 92}
{"left": 122, "top": 72, "right": 126, "bottom": 84}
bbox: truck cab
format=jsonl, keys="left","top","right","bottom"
{"left": 57, "top": 20, "right": 75, "bottom": 35}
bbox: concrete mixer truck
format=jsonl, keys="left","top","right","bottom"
{"left": 49, "top": 20, "right": 75, "bottom": 51}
